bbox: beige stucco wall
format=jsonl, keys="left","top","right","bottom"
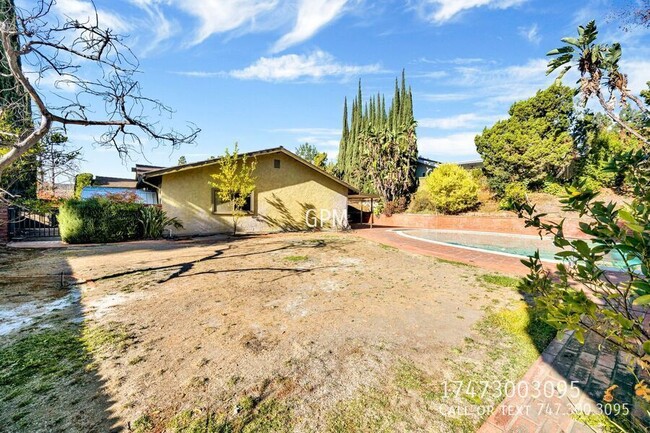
{"left": 159, "top": 153, "right": 349, "bottom": 235}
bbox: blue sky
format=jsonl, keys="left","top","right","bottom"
{"left": 31, "top": 0, "right": 650, "bottom": 178}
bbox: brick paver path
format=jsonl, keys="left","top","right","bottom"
{"left": 479, "top": 331, "right": 648, "bottom": 433}
{"left": 352, "top": 227, "right": 531, "bottom": 275}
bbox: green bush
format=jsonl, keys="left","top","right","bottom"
{"left": 421, "top": 164, "right": 479, "bottom": 214}
{"left": 407, "top": 189, "right": 435, "bottom": 213}
{"left": 59, "top": 198, "right": 144, "bottom": 243}
{"left": 499, "top": 182, "right": 528, "bottom": 210}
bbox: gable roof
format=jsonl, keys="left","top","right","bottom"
{"left": 143, "top": 147, "right": 359, "bottom": 194}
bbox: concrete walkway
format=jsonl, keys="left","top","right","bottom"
{"left": 352, "top": 227, "right": 531, "bottom": 275}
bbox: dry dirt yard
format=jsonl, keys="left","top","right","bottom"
{"left": 0, "top": 233, "right": 553, "bottom": 433}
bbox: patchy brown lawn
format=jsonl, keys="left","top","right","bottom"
{"left": 0, "top": 233, "right": 553, "bottom": 432}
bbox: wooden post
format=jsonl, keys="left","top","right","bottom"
{"left": 370, "top": 198, "right": 374, "bottom": 228}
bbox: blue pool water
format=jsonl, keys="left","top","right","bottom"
{"left": 396, "top": 229, "right": 635, "bottom": 271}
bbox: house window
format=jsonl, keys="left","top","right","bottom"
{"left": 212, "top": 189, "right": 254, "bottom": 214}
{"left": 274, "top": 159, "right": 281, "bottom": 169}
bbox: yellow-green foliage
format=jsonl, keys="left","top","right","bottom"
{"left": 420, "top": 164, "right": 479, "bottom": 214}
{"left": 499, "top": 182, "right": 528, "bottom": 210}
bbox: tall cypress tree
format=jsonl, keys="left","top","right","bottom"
{"left": 335, "top": 71, "right": 418, "bottom": 195}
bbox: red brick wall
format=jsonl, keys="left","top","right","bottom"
{"left": 371, "top": 213, "right": 587, "bottom": 238}
{"left": 0, "top": 202, "right": 8, "bottom": 245}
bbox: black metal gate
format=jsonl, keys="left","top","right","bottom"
{"left": 8, "top": 205, "right": 60, "bottom": 240}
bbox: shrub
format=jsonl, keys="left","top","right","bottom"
{"left": 382, "top": 197, "right": 407, "bottom": 216}
{"left": 499, "top": 182, "right": 528, "bottom": 210}
{"left": 542, "top": 181, "right": 566, "bottom": 196}
{"left": 421, "top": 164, "right": 479, "bottom": 214}
{"left": 73, "top": 173, "right": 93, "bottom": 199}
{"left": 139, "top": 206, "right": 183, "bottom": 239}
{"left": 407, "top": 189, "right": 434, "bottom": 213}
{"left": 59, "top": 198, "right": 144, "bottom": 243}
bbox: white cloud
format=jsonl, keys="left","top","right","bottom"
{"left": 419, "top": 113, "right": 501, "bottom": 130}
{"left": 416, "top": 0, "right": 527, "bottom": 23}
{"left": 621, "top": 59, "right": 650, "bottom": 95}
{"left": 172, "top": 0, "right": 279, "bottom": 45}
{"left": 448, "top": 58, "right": 554, "bottom": 107}
{"left": 229, "top": 50, "right": 382, "bottom": 82}
{"left": 272, "top": 0, "right": 349, "bottom": 53}
{"left": 272, "top": 127, "right": 341, "bottom": 160}
{"left": 419, "top": 92, "right": 472, "bottom": 102}
{"left": 418, "top": 133, "right": 480, "bottom": 158}
{"left": 54, "top": 0, "right": 131, "bottom": 32}
{"left": 518, "top": 23, "right": 541, "bottom": 44}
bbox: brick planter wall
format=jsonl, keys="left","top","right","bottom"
{"left": 371, "top": 213, "right": 587, "bottom": 238}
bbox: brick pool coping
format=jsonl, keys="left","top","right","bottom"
{"left": 352, "top": 227, "right": 534, "bottom": 275}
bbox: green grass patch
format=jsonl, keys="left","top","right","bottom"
{"left": 434, "top": 257, "right": 475, "bottom": 268}
{"left": 326, "top": 390, "right": 398, "bottom": 433}
{"left": 0, "top": 329, "right": 88, "bottom": 391}
{"left": 166, "top": 398, "right": 292, "bottom": 433}
{"left": 477, "top": 274, "right": 521, "bottom": 289}
{"left": 379, "top": 243, "right": 398, "bottom": 251}
{"left": 283, "top": 255, "right": 309, "bottom": 263}
{"left": 81, "top": 322, "right": 133, "bottom": 353}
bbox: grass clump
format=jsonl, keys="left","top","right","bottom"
{"left": 283, "top": 255, "right": 308, "bottom": 262}
{"left": 167, "top": 398, "right": 292, "bottom": 433}
{"left": 81, "top": 322, "right": 133, "bottom": 353}
{"left": 132, "top": 414, "right": 154, "bottom": 433}
{"left": 326, "top": 390, "right": 397, "bottom": 433}
{"left": 477, "top": 274, "right": 521, "bottom": 289}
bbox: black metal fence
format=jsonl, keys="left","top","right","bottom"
{"left": 8, "top": 205, "right": 60, "bottom": 240}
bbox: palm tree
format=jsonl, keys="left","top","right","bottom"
{"left": 547, "top": 21, "right": 648, "bottom": 146}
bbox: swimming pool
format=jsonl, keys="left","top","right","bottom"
{"left": 394, "top": 229, "right": 633, "bottom": 271}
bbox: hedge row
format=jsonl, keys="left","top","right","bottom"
{"left": 59, "top": 198, "right": 145, "bottom": 243}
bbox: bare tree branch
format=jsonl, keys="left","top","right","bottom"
{"left": 0, "top": 0, "right": 199, "bottom": 177}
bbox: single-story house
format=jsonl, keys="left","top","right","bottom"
{"left": 142, "top": 147, "right": 359, "bottom": 235}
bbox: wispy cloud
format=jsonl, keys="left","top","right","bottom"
{"left": 419, "top": 113, "right": 501, "bottom": 130}
{"left": 272, "top": 0, "right": 349, "bottom": 53}
{"left": 419, "top": 92, "right": 472, "bottom": 102}
{"left": 418, "top": 133, "right": 480, "bottom": 158}
{"left": 415, "top": 0, "right": 528, "bottom": 23}
{"left": 272, "top": 127, "right": 341, "bottom": 160}
{"left": 229, "top": 50, "right": 382, "bottom": 82}
{"left": 172, "top": 0, "right": 279, "bottom": 45}
{"left": 518, "top": 23, "right": 541, "bottom": 44}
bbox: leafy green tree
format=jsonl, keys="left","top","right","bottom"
{"left": 38, "top": 131, "right": 81, "bottom": 199}
{"left": 475, "top": 84, "right": 576, "bottom": 194}
{"left": 295, "top": 143, "right": 319, "bottom": 163}
{"left": 547, "top": 21, "right": 648, "bottom": 146}
{"left": 209, "top": 144, "right": 256, "bottom": 235}
{"left": 177, "top": 155, "right": 187, "bottom": 165}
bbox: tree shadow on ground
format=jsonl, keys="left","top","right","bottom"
{"left": 70, "top": 237, "right": 332, "bottom": 285}
{"left": 256, "top": 194, "right": 326, "bottom": 232}
{"left": 0, "top": 247, "right": 120, "bottom": 432}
